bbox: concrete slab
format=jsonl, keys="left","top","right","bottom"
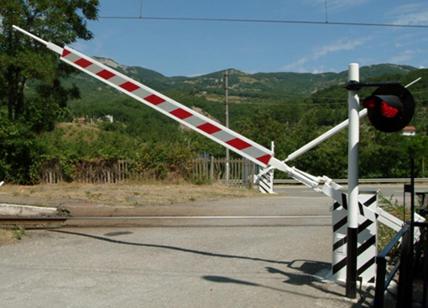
{"left": 0, "top": 203, "right": 58, "bottom": 217}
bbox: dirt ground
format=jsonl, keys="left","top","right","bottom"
{"left": 0, "top": 229, "right": 17, "bottom": 246}
{"left": 0, "top": 182, "right": 257, "bottom": 208}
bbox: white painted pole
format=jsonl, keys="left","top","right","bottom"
{"left": 12, "top": 25, "right": 63, "bottom": 54}
{"left": 285, "top": 109, "right": 367, "bottom": 162}
{"left": 12, "top": 25, "right": 49, "bottom": 45}
{"left": 271, "top": 141, "right": 275, "bottom": 193}
{"left": 346, "top": 63, "right": 360, "bottom": 298}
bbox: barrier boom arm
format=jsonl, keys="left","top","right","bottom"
{"left": 13, "top": 25, "right": 291, "bottom": 170}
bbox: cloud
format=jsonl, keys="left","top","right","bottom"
{"left": 388, "top": 50, "right": 415, "bottom": 64}
{"left": 387, "top": 2, "right": 428, "bottom": 25}
{"left": 283, "top": 37, "right": 369, "bottom": 72}
{"left": 388, "top": 47, "right": 425, "bottom": 65}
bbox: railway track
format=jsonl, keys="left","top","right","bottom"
{"left": 0, "top": 216, "right": 68, "bottom": 229}
{"left": 0, "top": 215, "right": 331, "bottom": 228}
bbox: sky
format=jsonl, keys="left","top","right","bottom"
{"left": 72, "top": 0, "right": 428, "bottom": 76}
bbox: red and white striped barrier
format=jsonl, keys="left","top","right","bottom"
{"left": 60, "top": 46, "right": 273, "bottom": 168}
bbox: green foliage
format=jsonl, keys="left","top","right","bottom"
{"left": 377, "top": 194, "right": 407, "bottom": 254}
{"left": 0, "top": 0, "right": 99, "bottom": 121}
{"left": 0, "top": 1, "right": 99, "bottom": 183}
{"left": 133, "top": 142, "right": 195, "bottom": 180}
{"left": 30, "top": 122, "right": 196, "bottom": 182}
{"left": 12, "top": 225, "right": 25, "bottom": 240}
{"left": 0, "top": 117, "right": 43, "bottom": 184}
{"left": 61, "top": 62, "right": 427, "bottom": 181}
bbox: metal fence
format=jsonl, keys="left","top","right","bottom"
{"left": 375, "top": 222, "right": 428, "bottom": 307}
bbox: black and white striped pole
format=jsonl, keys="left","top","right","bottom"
{"left": 346, "top": 63, "right": 360, "bottom": 298}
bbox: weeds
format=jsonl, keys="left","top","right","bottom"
{"left": 12, "top": 226, "right": 25, "bottom": 240}
{"left": 377, "top": 194, "right": 405, "bottom": 256}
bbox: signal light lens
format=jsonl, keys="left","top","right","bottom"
{"left": 362, "top": 84, "right": 415, "bottom": 133}
{"left": 380, "top": 101, "right": 399, "bottom": 118}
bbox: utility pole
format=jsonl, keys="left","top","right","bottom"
{"left": 224, "top": 70, "right": 230, "bottom": 184}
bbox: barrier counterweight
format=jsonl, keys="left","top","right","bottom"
{"left": 332, "top": 192, "right": 377, "bottom": 284}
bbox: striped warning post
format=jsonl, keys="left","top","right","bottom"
{"left": 60, "top": 47, "right": 273, "bottom": 168}
{"left": 254, "top": 167, "right": 274, "bottom": 194}
{"left": 253, "top": 141, "right": 275, "bottom": 194}
{"left": 332, "top": 192, "right": 377, "bottom": 285}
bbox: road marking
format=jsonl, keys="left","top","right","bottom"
{"left": 71, "top": 215, "right": 331, "bottom": 220}
{"left": 274, "top": 196, "right": 330, "bottom": 199}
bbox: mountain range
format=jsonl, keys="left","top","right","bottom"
{"left": 69, "top": 58, "right": 416, "bottom": 105}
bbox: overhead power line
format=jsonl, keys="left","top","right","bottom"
{"left": 98, "top": 15, "right": 428, "bottom": 29}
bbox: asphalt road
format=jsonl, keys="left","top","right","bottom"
{"left": 0, "top": 186, "right": 355, "bottom": 307}
{"left": 3, "top": 184, "right": 423, "bottom": 307}
{"left": 0, "top": 226, "right": 366, "bottom": 308}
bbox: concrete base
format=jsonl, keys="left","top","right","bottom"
{"left": 0, "top": 203, "right": 58, "bottom": 217}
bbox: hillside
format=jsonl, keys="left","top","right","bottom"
{"left": 5, "top": 59, "right": 426, "bottom": 184}
{"left": 66, "top": 60, "right": 423, "bottom": 140}
{"left": 68, "top": 59, "right": 416, "bottom": 107}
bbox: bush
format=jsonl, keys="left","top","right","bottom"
{"left": 0, "top": 118, "right": 44, "bottom": 184}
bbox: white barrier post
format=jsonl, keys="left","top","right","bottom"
{"left": 346, "top": 63, "right": 360, "bottom": 298}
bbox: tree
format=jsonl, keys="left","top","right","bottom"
{"left": 0, "top": 0, "right": 98, "bottom": 125}
{"left": 0, "top": 1, "right": 99, "bottom": 183}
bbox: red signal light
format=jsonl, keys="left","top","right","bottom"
{"left": 362, "top": 84, "right": 415, "bottom": 133}
{"left": 380, "top": 101, "right": 399, "bottom": 118}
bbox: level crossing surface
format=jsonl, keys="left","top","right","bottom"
{"left": 0, "top": 187, "right": 383, "bottom": 307}
{"left": 2, "top": 185, "right": 417, "bottom": 307}
{"left": 0, "top": 188, "right": 367, "bottom": 308}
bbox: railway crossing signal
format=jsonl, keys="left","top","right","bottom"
{"left": 362, "top": 84, "right": 415, "bottom": 133}
{"left": 346, "top": 81, "right": 415, "bottom": 133}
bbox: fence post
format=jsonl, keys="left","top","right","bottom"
{"left": 397, "top": 229, "right": 413, "bottom": 307}
{"left": 249, "top": 162, "right": 254, "bottom": 189}
{"left": 422, "top": 227, "right": 428, "bottom": 307}
{"left": 210, "top": 156, "right": 214, "bottom": 181}
{"left": 242, "top": 159, "right": 248, "bottom": 187}
{"left": 374, "top": 256, "right": 386, "bottom": 307}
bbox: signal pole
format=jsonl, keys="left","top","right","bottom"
{"left": 224, "top": 70, "right": 230, "bottom": 184}
{"left": 346, "top": 63, "right": 360, "bottom": 298}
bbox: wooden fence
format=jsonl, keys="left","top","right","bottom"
{"left": 41, "top": 160, "right": 131, "bottom": 184}
{"left": 40, "top": 157, "right": 258, "bottom": 186}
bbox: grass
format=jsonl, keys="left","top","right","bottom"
{"left": 377, "top": 193, "right": 413, "bottom": 255}
{"left": 0, "top": 182, "right": 258, "bottom": 207}
{"left": 0, "top": 226, "right": 25, "bottom": 246}
{"left": 12, "top": 226, "right": 25, "bottom": 240}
